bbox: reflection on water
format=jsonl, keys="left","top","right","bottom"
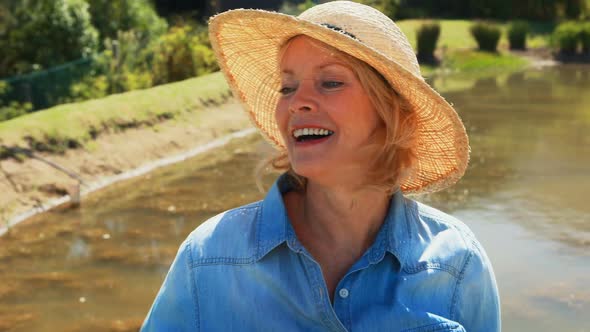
{"left": 0, "top": 66, "right": 589, "bottom": 331}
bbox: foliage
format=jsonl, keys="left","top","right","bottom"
{"left": 581, "top": 22, "right": 590, "bottom": 53}
{"left": 416, "top": 22, "right": 440, "bottom": 62}
{"left": 279, "top": 0, "right": 315, "bottom": 15}
{"left": 553, "top": 21, "right": 583, "bottom": 54}
{"left": 151, "top": 25, "right": 218, "bottom": 85}
{"left": 65, "top": 30, "right": 153, "bottom": 102}
{"left": 353, "top": 0, "right": 399, "bottom": 18}
{"left": 100, "top": 31, "right": 154, "bottom": 93}
{"left": 362, "top": 0, "right": 586, "bottom": 20}
{"left": 553, "top": 20, "right": 590, "bottom": 55}
{"left": 68, "top": 75, "right": 109, "bottom": 102}
{"left": 66, "top": 24, "right": 218, "bottom": 103}
{"left": 0, "top": 0, "right": 99, "bottom": 77}
{"left": 508, "top": 21, "right": 530, "bottom": 50}
{"left": 0, "top": 81, "right": 32, "bottom": 121}
{"left": 470, "top": 22, "right": 501, "bottom": 52}
{"left": 562, "top": 0, "right": 586, "bottom": 19}
{"left": 86, "top": 0, "right": 167, "bottom": 44}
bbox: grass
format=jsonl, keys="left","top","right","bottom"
{"left": 0, "top": 71, "right": 230, "bottom": 155}
{"left": 443, "top": 49, "right": 529, "bottom": 72}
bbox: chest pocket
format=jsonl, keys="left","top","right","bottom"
{"left": 401, "top": 322, "right": 466, "bottom": 332}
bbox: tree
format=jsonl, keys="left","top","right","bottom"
{"left": 86, "top": 0, "right": 167, "bottom": 44}
{"left": 0, "top": 0, "right": 99, "bottom": 77}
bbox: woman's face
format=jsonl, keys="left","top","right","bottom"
{"left": 275, "top": 35, "right": 384, "bottom": 184}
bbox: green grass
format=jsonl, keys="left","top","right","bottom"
{"left": 444, "top": 49, "right": 529, "bottom": 72}
{"left": 0, "top": 72, "right": 230, "bottom": 154}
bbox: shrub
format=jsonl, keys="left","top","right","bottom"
{"left": 470, "top": 22, "right": 502, "bottom": 52}
{"left": 67, "top": 75, "right": 109, "bottom": 102}
{"left": 0, "top": 101, "right": 33, "bottom": 121}
{"left": 86, "top": 0, "right": 167, "bottom": 44}
{"left": 151, "top": 25, "right": 218, "bottom": 85}
{"left": 553, "top": 21, "right": 581, "bottom": 54}
{"left": 581, "top": 22, "right": 590, "bottom": 54}
{"left": 100, "top": 31, "right": 154, "bottom": 93}
{"left": 508, "top": 21, "right": 530, "bottom": 50}
{"left": 0, "top": 0, "right": 99, "bottom": 77}
{"left": 66, "top": 30, "right": 154, "bottom": 102}
{"left": 279, "top": 0, "right": 315, "bottom": 15}
{"left": 416, "top": 22, "right": 441, "bottom": 62}
{"left": 0, "top": 81, "right": 32, "bottom": 121}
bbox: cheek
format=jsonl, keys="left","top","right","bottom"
{"left": 275, "top": 100, "right": 290, "bottom": 138}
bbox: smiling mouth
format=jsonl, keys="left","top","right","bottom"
{"left": 292, "top": 128, "right": 334, "bottom": 142}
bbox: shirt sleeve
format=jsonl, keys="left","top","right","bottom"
{"left": 141, "top": 240, "right": 199, "bottom": 331}
{"left": 451, "top": 241, "right": 501, "bottom": 332}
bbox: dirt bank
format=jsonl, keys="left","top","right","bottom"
{"left": 0, "top": 100, "right": 253, "bottom": 231}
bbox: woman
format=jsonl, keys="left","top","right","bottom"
{"left": 141, "top": 2, "right": 500, "bottom": 331}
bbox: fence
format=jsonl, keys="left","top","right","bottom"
{"left": 1, "top": 58, "right": 94, "bottom": 111}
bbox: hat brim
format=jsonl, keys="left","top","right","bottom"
{"left": 209, "top": 9, "right": 469, "bottom": 194}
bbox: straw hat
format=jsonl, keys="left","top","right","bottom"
{"left": 208, "top": 1, "right": 469, "bottom": 194}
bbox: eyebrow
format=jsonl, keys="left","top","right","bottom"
{"left": 281, "top": 62, "right": 351, "bottom": 75}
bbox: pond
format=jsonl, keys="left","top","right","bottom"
{"left": 0, "top": 65, "right": 588, "bottom": 331}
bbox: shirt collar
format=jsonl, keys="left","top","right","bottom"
{"left": 256, "top": 173, "right": 412, "bottom": 268}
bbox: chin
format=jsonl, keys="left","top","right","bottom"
{"left": 291, "top": 162, "right": 335, "bottom": 185}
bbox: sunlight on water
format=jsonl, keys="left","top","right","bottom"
{"left": 0, "top": 66, "right": 588, "bottom": 331}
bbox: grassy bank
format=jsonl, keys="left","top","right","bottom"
{"left": 0, "top": 72, "right": 231, "bottom": 157}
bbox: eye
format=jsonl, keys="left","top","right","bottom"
{"left": 279, "top": 86, "right": 296, "bottom": 95}
{"left": 322, "top": 81, "right": 344, "bottom": 89}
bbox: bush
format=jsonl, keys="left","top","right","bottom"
{"left": 553, "top": 21, "right": 581, "bottom": 54}
{"left": 100, "top": 31, "right": 154, "bottom": 93}
{"left": 151, "top": 25, "right": 218, "bottom": 85}
{"left": 279, "top": 0, "right": 315, "bottom": 15}
{"left": 0, "top": 0, "right": 99, "bottom": 77}
{"left": 416, "top": 22, "right": 441, "bottom": 62}
{"left": 508, "top": 21, "right": 530, "bottom": 50}
{"left": 470, "top": 22, "right": 502, "bottom": 52}
{"left": 0, "top": 81, "right": 32, "bottom": 121}
{"left": 67, "top": 24, "right": 219, "bottom": 103}
{"left": 86, "top": 0, "right": 167, "bottom": 44}
{"left": 66, "top": 30, "right": 154, "bottom": 102}
{"left": 581, "top": 22, "right": 590, "bottom": 54}
{"left": 67, "top": 75, "right": 109, "bottom": 102}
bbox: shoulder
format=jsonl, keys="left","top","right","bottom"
{"left": 401, "top": 198, "right": 489, "bottom": 279}
{"left": 184, "top": 200, "right": 262, "bottom": 265}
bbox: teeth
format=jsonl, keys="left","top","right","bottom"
{"left": 293, "top": 128, "right": 334, "bottom": 138}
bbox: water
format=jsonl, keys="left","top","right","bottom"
{"left": 1, "top": 66, "right": 589, "bottom": 331}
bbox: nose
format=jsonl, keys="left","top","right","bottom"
{"left": 289, "top": 80, "right": 318, "bottom": 114}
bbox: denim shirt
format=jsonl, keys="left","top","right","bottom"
{"left": 141, "top": 175, "right": 501, "bottom": 331}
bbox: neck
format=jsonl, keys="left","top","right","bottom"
{"left": 299, "top": 180, "right": 390, "bottom": 256}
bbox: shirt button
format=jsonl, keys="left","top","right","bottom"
{"left": 339, "top": 288, "right": 349, "bottom": 299}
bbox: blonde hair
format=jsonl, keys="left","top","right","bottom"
{"left": 256, "top": 36, "right": 417, "bottom": 195}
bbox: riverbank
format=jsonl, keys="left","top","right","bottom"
{"left": 0, "top": 97, "right": 253, "bottom": 234}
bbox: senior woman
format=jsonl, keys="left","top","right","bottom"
{"left": 141, "top": 1, "right": 500, "bottom": 331}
